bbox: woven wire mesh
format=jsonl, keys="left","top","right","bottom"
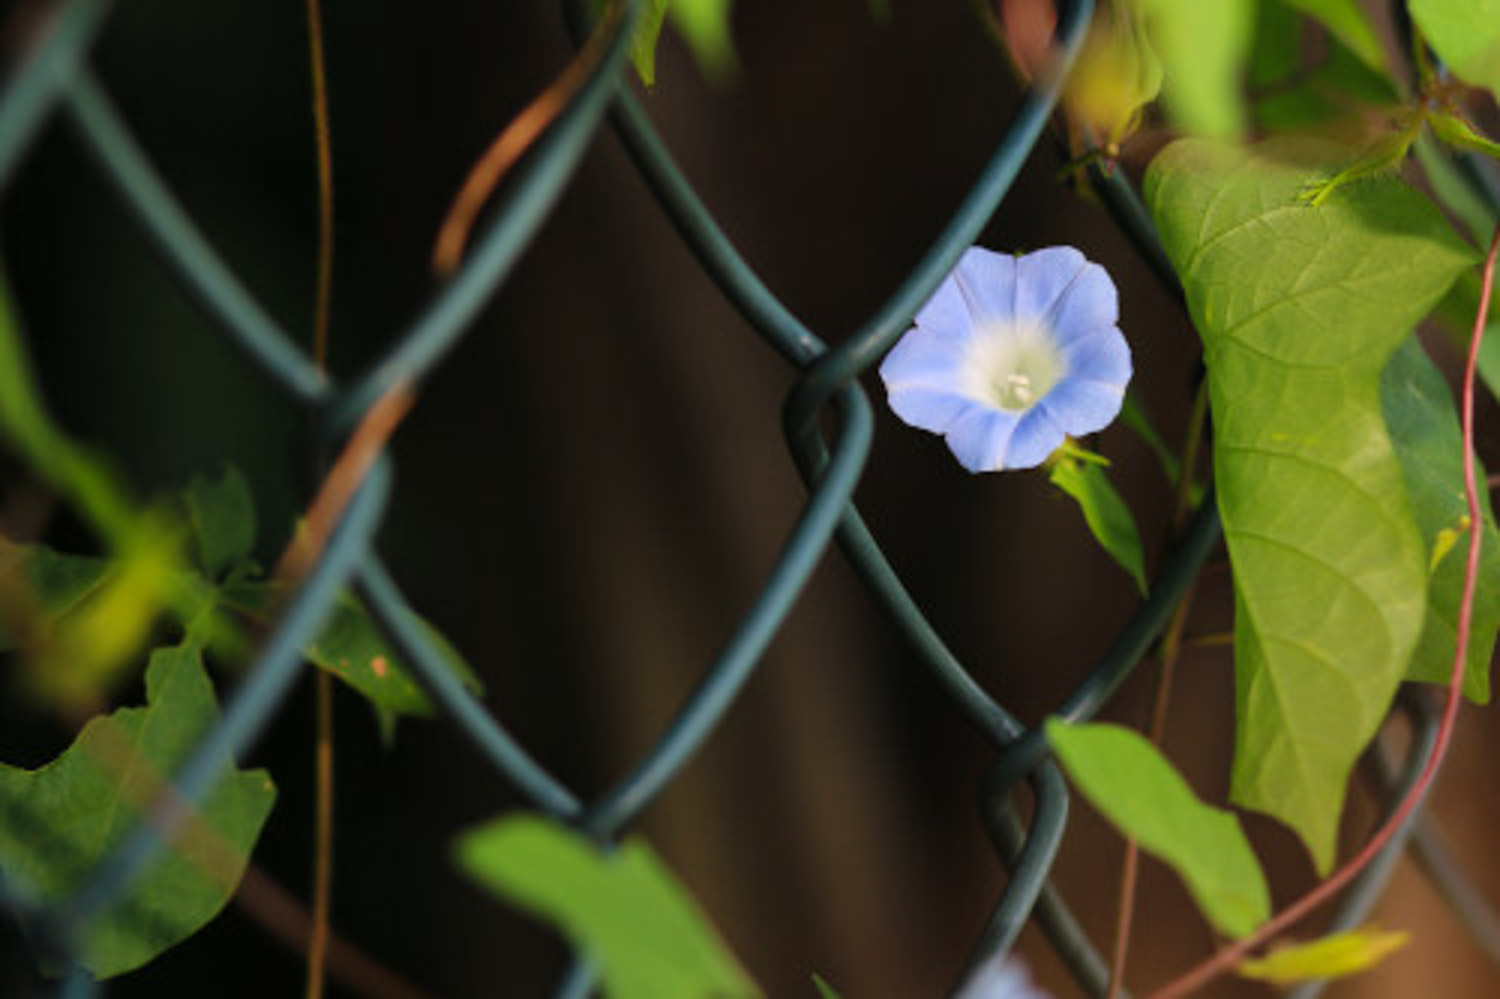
{"left": 0, "top": 0, "right": 1459, "bottom": 995}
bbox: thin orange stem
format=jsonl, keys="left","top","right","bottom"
{"left": 1148, "top": 219, "right": 1500, "bottom": 999}
{"left": 303, "top": 2, "right": 335, "bottom": 992}
{"left": 236, "top": 866, "right": 436, "bottom": 999}
{"left": 307, "top": 0, "right": 334, "bottom": 371}
{"left": 429, "top": 0, "right": 620, "bottom": 277}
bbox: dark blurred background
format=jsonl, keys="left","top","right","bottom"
{"left": 1, "top": 0, "right": 1498, "bottom": 996}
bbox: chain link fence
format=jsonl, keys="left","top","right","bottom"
{"left": 0, "top": 0, "right": 1480, "bottom": 995}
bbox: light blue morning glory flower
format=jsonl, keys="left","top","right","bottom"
{"left": 879, "top": 245, "right": 1131, "bottom": 472}
{"left": 954, "top": 953, "right": 1052, "bottom": 999}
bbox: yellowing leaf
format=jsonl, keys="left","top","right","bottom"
{"left": 1237, "top": 926, "right": 1410, "bottom": 985}
{"left": 1065, "top": 6, "right": 1163, "bottom": 152}
{"left": 26, "top": 523, "right": 183, "bottom": 709}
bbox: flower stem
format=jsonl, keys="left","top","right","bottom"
{"left": 1146, "top": 217, "right": 1500, "bottom": 999}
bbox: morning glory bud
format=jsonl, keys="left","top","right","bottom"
{"left": 879, "top": 245, "right": 1132, "bottom": 472}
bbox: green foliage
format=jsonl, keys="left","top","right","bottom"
{"left": 1131, "top": 0, "right": 1254, "bottom": 138}
{"left": 221, "top": 580, "right": 483, "bottom": 729}
{"left": 1, "top": 460, "right": 480, "bottom": 726}
{"left": 622, "top": 0, "right": 671, "bottom": 87}
{"left": 1145, "top": 135, "right": 1475, "bottom": 873}
{"left": 667, "top": 0, "right": 738, "bottom": 82}
{"left": 1046, "top": 720, "right": 1269, "bottom": 938}
{"left": 455, "top": 814, "right": 760, "bottom": 999}
{"left": 0, "top": 271, "right": 138, "bottom": 547}
{"left": 811, "top": 973, "right": 842, "bottom": 999}
{"left": 0, "top": 644, "right": 275, "bottom": 978}
{"left": 1048, "top": 454, "right": 1148, "bottom": 593}
{"left": 1251, "top": 32, "right": 1398, "bottom": 131}
{"left": 181, "top": 466, "right": 256, "bottom": 580}
{"left": 1409, "top": 0, "right": 1500, "bottom": 99}
{"left": 1278, "top": 0, "right": 1385, "bottom": 70}
{"left": 1382, "top": 338, "right": 1500, "bottom": 702}
{"left": 617, "top": 0, "right": 737, "bottom": 87}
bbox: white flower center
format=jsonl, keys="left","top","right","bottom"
{"left": 964, "top": 319, "right": 1066, "bottom": 413}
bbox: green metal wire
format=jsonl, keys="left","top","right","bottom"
{"left": 334, "top": 0, "right": 646, "bottom": 433}
{"left": 0, "top": 0, "right": 112, "bottom": 193}
{"left": 358, "top": 559, "right": 583, "bottom": 821}
{"left": 66, "top": 71, "right": 327, "bottom": 403}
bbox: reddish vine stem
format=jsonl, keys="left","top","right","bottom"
{"left": 1107, "top": 381, "right": 1211, "bottom": 998}
{"left": 1147, "top": 219, "right": 1500, "bottom": 999}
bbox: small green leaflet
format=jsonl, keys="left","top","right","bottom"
{"left": 612, "top": 0, "right": 736, "bottom": 87}
{"left": 1409, "top": 0, "right": 1500, "bottom": 100}
{"left": 1048, "top": 455, "right": 1148, "bottom": 594}
{"left": 181, "top": 465, "right": 255, "bottom": 580}
{"left": 1381, "top": 338, "right": 1500, "bottom": 703}
{"left": 1046, "top": 721, "right": 1269, "bottom": 938}
{"left": 455, "top": 814, "right": 760, "bottom": 999}
{"left": 0, "top": 644, "right": 275, "bottom": 978}
{"left": 811, "top": 973, "right": 842, "bottom": 999}
{"left": 1145, "top": 135, "right": 1474, "bottom": 873}
{"left": 221, "top": 580, "right": 484, "bottom": 726}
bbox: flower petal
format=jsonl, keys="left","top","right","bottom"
{"left": 1005, "top": 408, "right": 1070, "bottom": 468}
{"left": 1059, "top": 327, "right": 1132, "bottom": 386}
{"left": 1036, "top": 376, "right": 1127, "bottom": 436}
{"left": 1013, "top": 246, "right": 1089, "bottom": 321}
{"left": 949, "top": 247, "right": 1019, "bottom": 324}
{"left": 944, "top": 405, "right": 1022, "bottom": 472}
{"left": 887, "top": 387, "right": 978, "bottom": 434}
{"left": 913, "top": 272, "right": 977, "bottom": 336}
{"left": 1045, "top": 261, "right": 1119, "bottom": 346}
{"left": 879, "top": 328, "right": 971, "bottom": 389}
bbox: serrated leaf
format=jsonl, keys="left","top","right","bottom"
{"left": 456, "top": 814, "right": 760, "bottom": 999}
{"left": 1237, "top": 925, "right": 1409, "bottom": 985}
{"left": 1048, "top": 456, "right": 1148, "bottom": 594}
{"left": 221, "top": 580, "right": 482, "bottom": 719}
{"left": 181, "top": 465, "right": 255, "bottom": 579}
{"left": 1279, "top": 0, "right": 1386, "bottom": 71}
{"left": 1382, "top": 338, "right": 1500, "bottom": 703}
{"left": 0, "top": 644, "right": 275, "bottom": 978}
{"left": 1046, "top": 721, "right": 1269, "bottom": 938}
{"left": 1144, "top": 135, "right": 1475, "bottom": 873}
{"left": 1131, "top": 0, "right": 1254, "bottom": 138}
{"left": 1410, "top": 0, "right": 1500, "bottom": 100}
